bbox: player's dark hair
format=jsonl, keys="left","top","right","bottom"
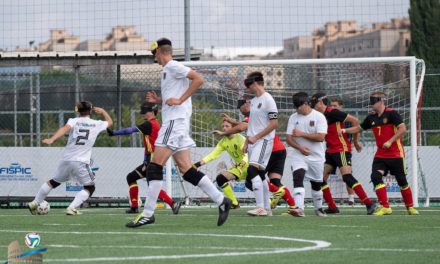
{"left": 75, "top": 101, "right": 93, "bottom": 116}
{"left": 245, "top": 71, "right": 264, "bottom": 87}
{"left": 311, "top": 92, "right": 328, "bottom": 108}
{"left": 292, "top": 92, "right": 310, "bottom": 109}
{"left": 330, "top": 97, "right": 344, "bottom": 106}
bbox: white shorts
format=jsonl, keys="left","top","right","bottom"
{"left": 291, "top": 158, "right": 324, "bottom": 182}
{"left": 248, "top": 138, "right": 274, "bottom": 169}
{"left": 53, "top": 160, "right": 95, "bottom": 186}
{"left": 155, "top": 118, "right": 196, "bottom": 152}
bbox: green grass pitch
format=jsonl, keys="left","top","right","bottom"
{"left": 1, "top": 206, "right": 440, "bottom": 263}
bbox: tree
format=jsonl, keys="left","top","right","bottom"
{"left": 407, "top": 0, "right": 440, "bottom": 68}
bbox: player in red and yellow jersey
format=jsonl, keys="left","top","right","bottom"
{"left": 342, "top": 92, "right": 419, "bottom": 216}
{"left": 312, "top": 93, "right": 376, "bottom": 215}
{"left": 107, "top": 102, "right": 181, "bottom": 214}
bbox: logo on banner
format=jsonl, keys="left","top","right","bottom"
{"left": 0, "top": 163, "right": 37, "bottom": 182}
{"left": 384, "top": 175, "right": 400, "bottom": 192}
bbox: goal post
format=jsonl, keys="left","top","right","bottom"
{"left": 183, "top": 56, "right": 427, "bottom": 207}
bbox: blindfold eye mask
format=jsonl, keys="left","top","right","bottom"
{"left": 244, "top": 76, "right": 264, "bottom": 88}
{"left": 369, "top": 96, "right": 384, "bottom": 105}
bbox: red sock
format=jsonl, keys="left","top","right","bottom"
{"left": 375, "top": 184, "right": 390, "bottom": 208}
{"left": 322, "top": 183, "right": 337, "bottom": 209}
{"left": 282, "top": 187, "right": 296, "bottom": 207}
{"left": 352, "top": 183, "right": 372, "bottom": 206}
{"left": 400, "top": 186, "right": 414, "bottom": 208}
{"left": 158, "top": 189, "right": 174, "bottom": 207}
{"left": 268, "top": 182, "right": 279, "bottom": 192}
{"left": 129, "top": 184, "right": 139, "bottom": 208}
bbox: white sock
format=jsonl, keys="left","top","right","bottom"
{"left": 197, "top": 176, "right": 224, "bottom": 205}
{"left": 293, "top": 187, "right": 305, "bottom": 210}
{"left": 251, "top": 177, "right": 264, "bottom": 208}
{"left": 142, "top": 180, "right": 162, "bottom": 217}
{"left": 349, "top": 194, "right": 355, "bottom": 202}
{"left": 262, "top": 179, "right": 271, "bottom": 211}
{"left": 312, "top": 189, "right": 323, "bottom": 210}
{"left": 35, "top": 182, "right": 52, "bottom": 204}
{"left": 68, "top": 189, "right": 90, "bottom": 209}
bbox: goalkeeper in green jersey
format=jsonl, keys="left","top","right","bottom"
{"left": 193, "top": 119, "right": 247, "bottom": 209}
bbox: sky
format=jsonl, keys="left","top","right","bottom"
{"left": 0, "top": 0, "right": 410, "bottom": 53}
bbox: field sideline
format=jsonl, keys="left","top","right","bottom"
{"left": 1, "top": 206, "right": 440, "bottom": 263}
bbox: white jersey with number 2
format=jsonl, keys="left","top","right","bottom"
{"left": 61, "top": 117, "right": 108, "bottom": 164}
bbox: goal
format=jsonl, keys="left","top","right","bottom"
{"left": 171, "top": 57, "right": 427, "bottom": 207}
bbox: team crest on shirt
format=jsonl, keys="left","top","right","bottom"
{"left": 258, "top": 103, "right": 262, "bottom": 109}
{"left": 309, "top": 121, "right": 315, "bottom": 127}
{"left": 163, "top": 72, "right": 167, "bottom": 80}
{"left": 383, "top": 117, "right": 388, "bottom": 124}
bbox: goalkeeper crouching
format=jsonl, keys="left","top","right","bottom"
{"left": 193, "top": 119, "right": 247, "bottom": 209}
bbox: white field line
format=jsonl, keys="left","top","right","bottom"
{"left": 324, "top": 247, "right": 440, "bottom": 253}
{"left": 0, "top": 230, "right": 330, "bottom": 262}
{"left": 320, "top": 224, "right": 369, "bottom": 228}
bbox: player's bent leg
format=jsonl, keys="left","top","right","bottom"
{"left": 371, "top": 169, "right": 391, "bottom": 213}
{"left": 217, "top": 173, "right": 239, "bottom": 209}
{"left": 126, "top": 162, "right": 165, "bottom": 228}
{"left": 341, "top": 172, "right": 376, "bottom": 214}
{"left": 126, "top": 169, "right": 143, "bottom": 213}
{"left": 29, "top": 179, "right": 60, "bottom": 215}
{"left": 66, "top": 185, "right": 95, "bottom": 215}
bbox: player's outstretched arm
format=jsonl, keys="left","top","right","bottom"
{"left": 107, "top": 127, "right": 139, "bottom": 136}
{"left": 42, "top": 124, "right": 72, "bottom": 145}
{"left": 341, "top": 126, "right": 362, "bottom": 135}
{"left": 166, "top": 70, "right": 204, "bottom": 106}
{"left": 220, "top": 122, "right": 248, "bottom": 136}
{"left": 94, "top": 107, "right": 113, "bottom": 127}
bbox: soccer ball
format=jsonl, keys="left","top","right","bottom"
{"left": 24, "top": 232, "right": 41, "bottom": 248}
{"left": 37, "top": 200, "right": 50, "bottom": 215}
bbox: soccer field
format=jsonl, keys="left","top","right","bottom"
{"left": 1, "top": 206, "right": 440, "bottom": 263}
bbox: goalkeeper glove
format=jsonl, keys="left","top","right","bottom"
{"left": 107, "top": 128, "right": 115, "bottom": 136}
{"left": 192, "top": 161, "right": 202, "bottom": 169}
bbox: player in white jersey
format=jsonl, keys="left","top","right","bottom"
{"left": 242, "top": 71, "right": 278, "bottom": 217}
{"left": 126, "top": 38, "right": 231, "bottom": 228}
{"left": 28, "top": 101, "right": 112, "bottom": 215}
{"left": 286, "top": 92, "right": 328, "bottom": 217}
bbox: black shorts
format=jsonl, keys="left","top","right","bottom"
{"left": 325, "top": 152, "right": 352, "bottom": 170}
{"left": 372, "top": 157, "right": 406, "bottom": 177}
{"left": 134, "top": 154, "right": 152, "bottom": 179}
{"left": 265, "top": 149, "right": 286, "bottom": 175}
{"left": 134, "top": 164, "right": 147, "bottom": 178}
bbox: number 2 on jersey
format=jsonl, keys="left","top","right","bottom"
{"left": 75, "top": 129, "right": 90, "bottom": 145}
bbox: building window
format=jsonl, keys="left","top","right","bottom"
{"left": 405, "top": 39, "right": 409, "bottom": 48}
{"left": 317, "top": 45, "right": 321, "bottom": 52}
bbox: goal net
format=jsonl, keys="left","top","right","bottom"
{"left": 174, "top": 57, "right": 427, "bottom": 207}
